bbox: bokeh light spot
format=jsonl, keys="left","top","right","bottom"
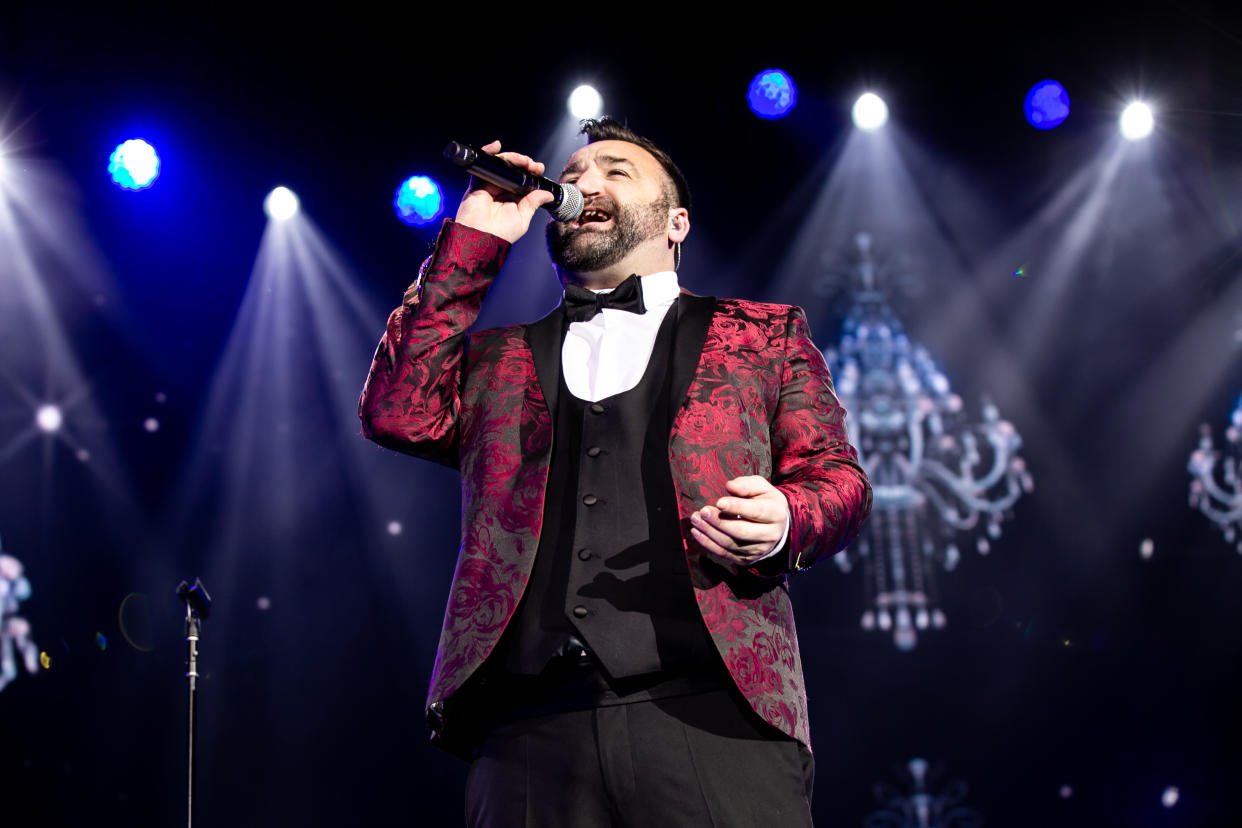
{"left": 387, "top": 521, "right": 403, "bottom": 536}
{"left": 393, "top": 175, "right": 444, "bottom": 227}
{"left": 1059, "top": 785, "right": 1073, "bottom": 799}
{"left": 95, "top": 632, "right": 107, "bottom": 651}
{"left": 39, "top": 651, "right": 51, "bottom": 669}
{"left": 143, "top": 417, "right": 160, "bottom": 433}
{"left": 1024, "top": 80, "right": 1070, "bottom": 129}
{"left": 1139, "top": 538, "right": 1154, "bottom": 559}
{"left": 1162, "top": 786, "right": 1179, "bottom": 808}
{"left": 747, "top": 69, "right": 798, "bottom": 120}
{"left": 256, "top": 596, "right": 271, "bottom": 611}
{"left": 107, "top": 138, "right": 160, "bottom": 190}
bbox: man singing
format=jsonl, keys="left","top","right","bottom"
{"left": 359, "top": 119, "right": 871, "bottom": 827}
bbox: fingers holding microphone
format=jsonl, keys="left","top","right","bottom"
{"left": 455, "top": 140, "right": 556, "bottom": 243}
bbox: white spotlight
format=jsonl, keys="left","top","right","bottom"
{"left": 1120, "top": 102, "right": 1154, "bottom": 140}
{"left": 852, "top": 92, "right": 889, "bottom": 131}
{"left": 35, "top": 404, "right": 63, "bottom": 433}
{"left": 264, "top": 186, "right": 300, "bottom": 220}
{"left": 568, "top": 85, "right": 604, "bottom": 119}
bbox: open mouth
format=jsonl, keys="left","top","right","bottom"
{"left": 576, "top": 207, "right": 612, "bottom": 227}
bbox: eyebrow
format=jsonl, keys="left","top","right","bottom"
{"left": 559, "top": 154, "right": 641, "bottom": 178}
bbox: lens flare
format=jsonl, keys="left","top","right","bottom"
{"left": 1120, "top": 102, "right": 1154, "bottom": 140}
{"left": 568, "top": 85, "right": 604, "bottom": 119}
{"left": 264, "top": 186, "right": 300, "bottom": 220}
{"left": 852, "top": 93, "right": 889, "bottom": 131}
{"left": 35, "top": 404, "right": 63, "bottom": 433}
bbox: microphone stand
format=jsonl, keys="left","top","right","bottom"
{"left": 176, "top": 578, "right": 212, "bottom": 828}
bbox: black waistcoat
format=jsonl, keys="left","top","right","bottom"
{"left": 504, "top": 300, "right": 717, "bottom": 678}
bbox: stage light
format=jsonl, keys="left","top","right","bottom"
{"left": 393, "top": 175, "right": 444, "bottom": 227}
{"left": 107, "top": 138, "right": 160, "bottom": 190}
{"left": 35, "top": 404, "right": 62, "bottom": 433}
{"left": 1024, "top": 80, "right": 1070, "bottom": 129}
{"left": 264, "top": 186, "right": 299, "bottom": 220}
{"left": 1161, "top": 786, "right": 1179, "bottom": 808}
{"left": 852, "top": 92, "right": 889, "bottom": 131}
{"left": 568, "top": 85, "right": 603, "bottom": 119}
{"left": 1120, "top": 102, "right": 1154, "bottom": 140}
{"left": 747, "top": 69, "right": 797, "bottom": 119}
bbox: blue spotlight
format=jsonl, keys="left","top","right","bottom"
{"left": 1024, "top": 80, "right": 1070, "bottom": 130}
{"left": 394, "top": 175, "right": 444, "bottom": 227}
{"left": 747, "top": 69, "right": 797, "bottom": 120}
{"left": 107, "top": 139, "right": 160, "bottom": 190}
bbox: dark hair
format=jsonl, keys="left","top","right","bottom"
{"left": 579, "top": 118, "right": 691, "bottom": 213}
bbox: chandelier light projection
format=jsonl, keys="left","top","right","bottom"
{"left": 864, "top": 757, "right": 983, "bottom": 828}
{"left": 0, "top": 536, "right": 40, "bottom": 692}
{"left": 821, "top": 233, "right": 1032, "bottom": 650}
{"left": 1188, "top": 394, "right": 1242, "bottom": 552}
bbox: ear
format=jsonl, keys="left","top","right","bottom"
{"left": 668, "top": 207, "right": 690, "bottom": 244}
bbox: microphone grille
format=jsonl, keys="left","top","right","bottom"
{"left": 553, "top": 183, "right": 583, "bottom": 222}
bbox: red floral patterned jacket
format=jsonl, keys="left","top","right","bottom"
{"left": 359, "top": 220, "right": 871, "bottom": 757}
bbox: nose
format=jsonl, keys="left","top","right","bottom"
{"left": 574, "top": 165, "right": 605, "bottom": 196}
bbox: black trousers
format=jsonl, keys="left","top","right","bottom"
{"left": 464, "top": 688, "right": 814, "bottom": 828}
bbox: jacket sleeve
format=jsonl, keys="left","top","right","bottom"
{"left": 760, "top": 306, "right": 871, "bottom": 575}
{"left": 358, "top": 220, "right": 510, "bottom": 468}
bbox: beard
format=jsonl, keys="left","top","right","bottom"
{"left": 545, "top": 194, "right": 668, "bottom": 274}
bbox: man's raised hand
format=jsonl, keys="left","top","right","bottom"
{"left": 454, "top": 140, "right": 555, "bottom": 243}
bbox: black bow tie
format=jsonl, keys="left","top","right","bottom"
{"left": 563, "top": 275, "right": 647, "bottom": 323}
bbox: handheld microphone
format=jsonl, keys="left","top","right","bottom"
{"left": 443, "top": 141, "right": 583, "bottom": 222}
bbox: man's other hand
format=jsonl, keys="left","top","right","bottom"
{"left": 690, "top": 476, "right": 790, "bottom": 568}
{"left": 454, "top": 140, "right": 555, "bottom": 243}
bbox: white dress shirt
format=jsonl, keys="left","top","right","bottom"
{"left": 562, "top": 271, "right": 681, "bottom": 402}
{"left": 560, "top": 272, "right": 788, "bottom": 559}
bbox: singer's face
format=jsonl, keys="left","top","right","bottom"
{"left": 545, "top": 140, "right": 673, "bottom": 274}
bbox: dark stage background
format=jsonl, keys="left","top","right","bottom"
{"left": 2, "top": 5, "right": 1241, "bottom": 826}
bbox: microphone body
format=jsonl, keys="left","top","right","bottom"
{"left": 444, "top": 141, "right": 583, "bottom": 222}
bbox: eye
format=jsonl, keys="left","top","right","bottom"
{"left": 608, "top": 169, "right": 630, "bottom": 178}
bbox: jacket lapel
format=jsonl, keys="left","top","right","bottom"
{"left": 524, "top": 304, "right": 565, "bottom": 416}
{"left": 670, "top": 292, "right": 717, "bottom": 423}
